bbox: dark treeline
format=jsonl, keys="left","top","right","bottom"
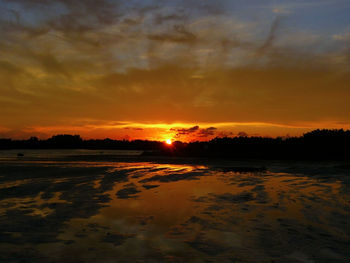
{"left": 1, "top": 129, "right": 350, "bottom": 160}
{"left": 0, "top": 135, "right": 163, "bottom": 151}
{"left": 177, "top": 129, "right": 350, "bottom": 160}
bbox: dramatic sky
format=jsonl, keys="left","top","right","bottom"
{"left": 1, "top": 0, "right": 350, "bottom": 141}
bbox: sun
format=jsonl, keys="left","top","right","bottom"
{"left": 165, "top": 139, "right": 172, "bottom": 145}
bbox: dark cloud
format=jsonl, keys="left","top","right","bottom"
{"left": 122, "top": 18, "right": 142, "bottom": 26}
{"left": 148, "top": 24, "right": 196, "bottom": 43}
{"left": 6, "top": 0, "right": 118, "bottom": 24}
{"left": 198, "top": 127, "right": 217, "bottom": 137}
{"left": 171, "top": 126, "right": 200, "bottom": 136}
{"left": 216, "top": 131, "right": 234, "bottom": 138}
{"left": 180, "top": 0, "right": 227, "bottom": 16}
{"left": 237, "top": 131, "right": 248, "bottom": 137}
{"left": 51, "top": 0, "right": 119, "bottom": 29}
{"left": 1, "top": 0, "right": 121, "bottom": 49}
{"left": 256, "top": 16, "right": 283, "bottom": 56}
{"left": 171, "top": 126, "right": 218, "bottom": 139}
{"left": 153, "top": 13, "right": 187, "bottom": 25}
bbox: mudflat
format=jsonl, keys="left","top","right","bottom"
{"left": 0, "top": 152, "right": 350, "bottom": 262}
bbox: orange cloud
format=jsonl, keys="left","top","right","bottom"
{"left": 0, "top": 0, "right": 349, "bottom": 140}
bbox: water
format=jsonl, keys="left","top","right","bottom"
{"left": 0, "top": 149, "right": 143, "bottom": 160}
{"left": 0, "top": 154, "right": 350, "bottom": 262}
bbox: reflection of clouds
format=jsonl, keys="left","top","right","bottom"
{"left": 1, "top": 160, "right": 350, "bottom": 262}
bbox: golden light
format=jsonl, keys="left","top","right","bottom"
{"left": 166, "top": 139, "right": 172, "bottom": 145}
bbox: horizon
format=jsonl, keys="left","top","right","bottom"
{"left": 1, "top": 122, "right": 350, "bottom": 142}
{"left": 1, "top": 128, "right": 349, "bottom": 143}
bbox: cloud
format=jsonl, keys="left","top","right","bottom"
{"left": 171, "top": 126, "right": 200, "bottom": 136}
{"left": 148, "top": 24, "right": 196, "bottom": 43}
{"left": 198, "top": 127, "right": 217, "bottom": 137}
{"left": 256, "top": 16, "right": 283, "bottom": 56}
{"left": 171, "top": 125, "right": 218, "bottom": 140}
{"left": 237, "top": 131, "right": 248, "bottom": 137}
{"left": 153, "top": 13, "right": 186, "bottom": 25}
{"left": 0, "top": 0, "right": 350, "bottom": 139}
{"left": 216, "top": 131, "right": 234, "bottom": 138}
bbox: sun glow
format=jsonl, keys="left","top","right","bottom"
{"left": 166, "top": 139, "right": 172, "bottom": 145}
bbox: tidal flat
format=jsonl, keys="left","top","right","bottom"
{"left": 0, "top": 151, "right": 350, "bottom": 263}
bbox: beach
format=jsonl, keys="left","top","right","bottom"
{"left": 0, "top": 150, "right": 350, "bottom": 262}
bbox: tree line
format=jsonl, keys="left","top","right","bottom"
{"left": 1, "top": 129, "right": 350, "bottom": 160}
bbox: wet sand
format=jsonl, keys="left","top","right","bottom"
{"left": 0, "top": 154, "right": 350, "bottom": 262}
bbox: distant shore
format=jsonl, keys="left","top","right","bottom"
{"left": 1, "top": 129, "right": 350, "bottom": 160}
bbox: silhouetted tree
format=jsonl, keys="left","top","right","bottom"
{"left": 0, "top": 129, "right": 349, "bottom": 160}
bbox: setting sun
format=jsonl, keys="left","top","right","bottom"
{"left": 166, "top": 139, "right": 172, "bottom": 145}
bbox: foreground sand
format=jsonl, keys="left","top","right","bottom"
{"left": 0, "top": 154, "right": 350, "bottom": 262}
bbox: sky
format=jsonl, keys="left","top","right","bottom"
{"left": 0, "top": 0, "right": 350, "bottom": 142}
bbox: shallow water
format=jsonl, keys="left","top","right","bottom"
{"left": 0, "top": 149, "right": 143, "bottom": 161}
{"left": 0, "top": 157, "right": 350, "bottom": 262}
